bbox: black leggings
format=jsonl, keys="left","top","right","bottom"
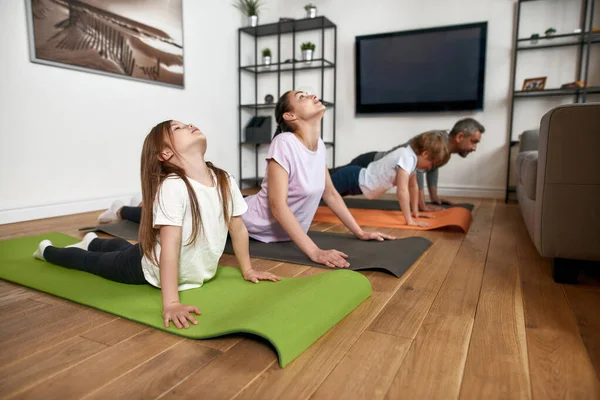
{"left": 120, "top": 206, "right": 142, "bottom": 224}
{"left": 44, "top": 238, "right": 146, "bottom": 284}
{"left": 329, "top": 151, "right": 377, "bottom": 175}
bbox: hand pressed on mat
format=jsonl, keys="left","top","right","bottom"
{"left": 310, "top": 248, "right": 350, "bottom": 269}
{"left": 407, "top": 220, "right": 431, "bottom": 228}
{"left": 243, "top": 269, "right": 280, "bottom": 284}
{"left": 163, "top": 302, "right": 202, "bottom": 329}
{"left": 356, "top": 230, "right": 396, "bottom": 242}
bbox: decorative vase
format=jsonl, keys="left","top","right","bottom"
{"left": 249, "top": 15, "right": 258, "bottom": 27}
{"left": 263, "top": 56, "right": 271, "bottom": 66}
{"left": 306, "top": 7, "right": 317, "bottom": 18}
{"left": 531, "top": 38, "right": 538, "bottom": 45}
{"left": 302, "top": 49, "right": 313, "bottom": 62}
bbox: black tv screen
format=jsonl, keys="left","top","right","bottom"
{"left": 355, "top": 22, "right": 487, "bottom": 114}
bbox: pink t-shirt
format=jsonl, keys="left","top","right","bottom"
{"left": 243, "top": 132, "right": 326, "bottom": 243}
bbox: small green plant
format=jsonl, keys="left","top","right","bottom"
{"left": 262, "top": 48, "right": 271, "bottom": 57}
{"left": 233, "top": 0, "right": 263, "bottom": 16}
{"left": 530, "top": 33, "right": 540, "bottom": 39}
{"left": 301, "top": 42, "right": 316, "bottom": 51}
{"left": 545, "top": 27, "right": 557, "bottom": 35}
{"left": 304, "top": 3, "right": 316, "bottom": 11}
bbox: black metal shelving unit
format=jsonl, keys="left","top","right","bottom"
{"left": 505, "top": 0, "right": 598, "bottom": 202}
{"left": 238, "top": 17, "right": 337, "bottom": 189}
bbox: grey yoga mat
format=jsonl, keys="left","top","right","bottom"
{"left": 320, "top": 197, "right": 474, "bottom": 212}
{"left": 80, "top": 220, "right": 140, "bottom": 241}
{"left": 81, "top": 222, "right": 432, "bottom": 278}
{"left": 223, "top": 231, "right": 432, "bottom": 278}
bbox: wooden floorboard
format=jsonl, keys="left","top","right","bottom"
{"left": 386, "top": 312, "right": 474, "bottom": 400}
{"left": 429, "top": 199, "right": 495, "bottom": 319}
{"left": 1, "top": 199, "right": 599, "bottom": 399}
{"left": 310, "top": 330, "right": 412, "bottom": 400}
{"left": 12, "top": 330, "right": 183, "bottom": 400}
{"left": 368, "top": 232, "right": 463, "bottom": 339}
{"left": 563, "top": 287, "right": 600, "bottom": 380}
{"left": 83, "top": 340, "right": 221, "bottom": 400}
{"left": 459, "top": 205, "right": 531, "bottom": 400}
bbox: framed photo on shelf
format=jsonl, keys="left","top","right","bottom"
{"left": 522, "top": 77, "right": 547, "bottom": 91}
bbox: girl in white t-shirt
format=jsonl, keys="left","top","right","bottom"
{"left": 330, "top": 131, "right": 450, "bottom": 227}
{"left": 33, "top": 120, "right": 279, "bottom": 329}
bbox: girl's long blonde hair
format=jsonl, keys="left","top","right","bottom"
{"left": 139, "top": 120, "right": 232, "bottom": 265}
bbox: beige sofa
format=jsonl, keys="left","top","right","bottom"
{"left": 515, "top": 103, "right": 600, "bottom": 283}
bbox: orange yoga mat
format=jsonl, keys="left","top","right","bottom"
{"left": 313, "top": 206, "right": 472, "bottom": 232}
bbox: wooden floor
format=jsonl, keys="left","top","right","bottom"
{"left": 1, "top": 198, "right": 599, "bottom": 399}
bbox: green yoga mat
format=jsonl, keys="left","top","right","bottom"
{"left": 0, "top": 233, "right": 372, "bottom": 367}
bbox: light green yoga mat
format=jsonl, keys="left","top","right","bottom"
{"left": 0, "top": 233, "right": 372, "bottom": 367}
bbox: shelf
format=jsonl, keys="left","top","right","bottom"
{"left": 517, "top": 32, "right": 600, "bottom": 50}
{"left": 324, "top": 142, "right": 334, "bottom": 146}
{"left": 241, "top": 100, "right": 335, "bottom": 109}
{"left": 240, "top": 16, "right": 336, "bottom": 37}
{"left": 517, "top": 32, "right": 582, "bottom": 42}
{"left": 514, "top": 87, "right": 600, "bottom": 98}
{"left": 511, "top": 140, "right": 520, "bottom": 146}
{"left": 241, "top": 177, "right": 264, "bottom": 186}
{"left": 241, "top": 59, "right": 335, "bottom": 74}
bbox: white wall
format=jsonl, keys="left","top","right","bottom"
{"left": 255, "top": 0, "right": 598, "bottom": 198}
{"left": 0, "top": 0, "right": 280, "bottom": 224}
{"left": 250, "top": 0, "right": 515, "bottom": 199}
{"left": 2, "top": 0, "right": 597, "bottom": 224}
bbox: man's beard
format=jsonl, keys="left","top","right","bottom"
{"left": 458, "top": 151, "right": 470, "bottom": 158}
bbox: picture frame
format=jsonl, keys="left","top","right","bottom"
{"left": 522, "top": 77, "right": 547, "bottom": 92}
{"left": 24, "top": 0, "right": 185, "bottom": 88}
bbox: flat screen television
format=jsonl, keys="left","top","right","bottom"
{"left": 355, "top": 22, "right": 487, "bottom": 114}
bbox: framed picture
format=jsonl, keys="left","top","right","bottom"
{"left": 522, "top": 77, "right": 547, "bottom": 92}
{"left": 25, "top": 0, "right": 184, "bottom": 88}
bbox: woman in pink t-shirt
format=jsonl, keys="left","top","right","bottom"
{"left": 243, "top": 91, "right": 395, "bottom": 268}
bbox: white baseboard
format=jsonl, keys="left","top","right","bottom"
{"left": 431, "top": 185, "right": 505, "bottom": 199}
{"left": 0, "top": 194, "right": 137, "bottom": 225}
{"left": 386, "top": 185, "right": 505, "bottom": 199}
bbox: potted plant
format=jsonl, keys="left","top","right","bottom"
{"left": 545, "top": 27, "right": 557, "bottom": 37}
{"left": 530, "top": 33, "right": 540, "bottom": 45}
{"left": 262, "top": 48, "right": 272, "bottom": 66}
{"left": 234, "top": 0, "right": 263, "bottom": 27}
{"left": 304, "top": 3, "right": 317, "bottom": 18}
{"left": 301, "top": 42, "right": 316, "bottom": 62}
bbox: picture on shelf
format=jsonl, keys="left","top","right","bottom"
{"left": 522, "top": 77, "right": 547, "bottom": 91}
{"left": 560, "top": 81, "right": 585, "bottom": 89}
{"left": 25, "top": 0, "right": 184, "bottom": 87}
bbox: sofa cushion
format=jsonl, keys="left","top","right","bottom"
{"left": 517, "top": 151, "right": 538, "bottom": 200}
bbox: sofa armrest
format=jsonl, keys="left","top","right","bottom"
{"left": 534, "top": 104, "right": 600, "bottom": 261}
{"left": 519, "top": 129, "right": 539, "bottom": 153}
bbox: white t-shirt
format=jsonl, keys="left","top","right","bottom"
{"left": 358, "top": 146, "right": 418, "bottom": 199}
{"left": 141, "top": 172, "right": 248, "bottom": 291}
